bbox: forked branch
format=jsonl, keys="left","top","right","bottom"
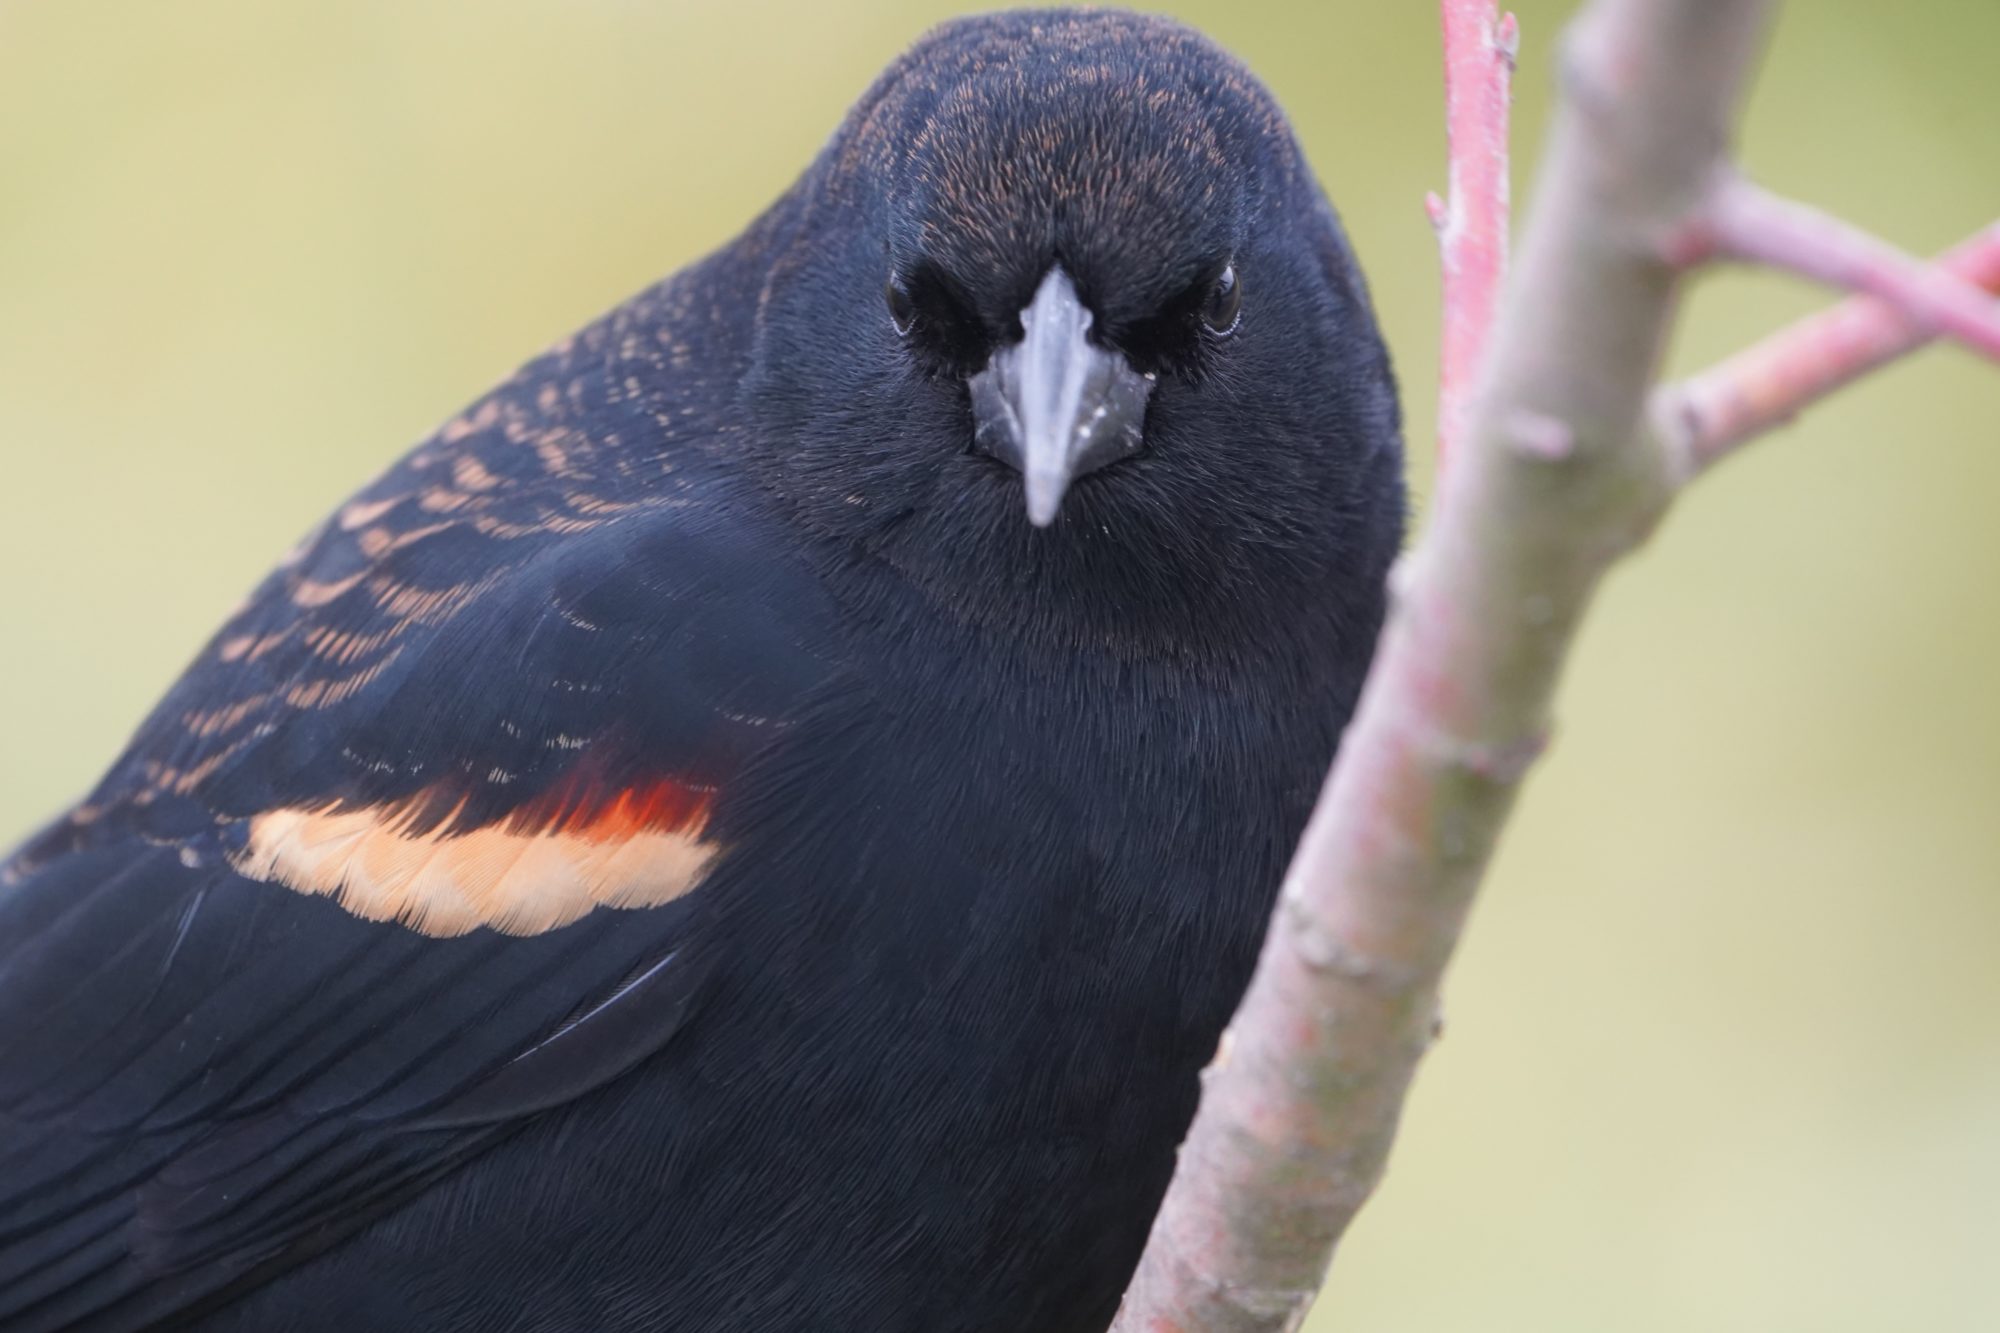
{"left": 1112, "top": 1, "right": 2000, "bottom": 1331}
{"left": 1660, "top": 221, "right": 2000, "bottom": 474}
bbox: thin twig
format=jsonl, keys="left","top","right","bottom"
{"left": 1657, "top": 221, "right": 2000, "bottom": 473}
{"left": 1428, "top": 1, "right": 1519, "bottom": 468}
{"left": 1672, "top": 176, "right": 2000, "bottom": 361}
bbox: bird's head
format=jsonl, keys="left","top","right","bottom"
{"left": 742, "top": 9, "right": 1404, "bottom": 654}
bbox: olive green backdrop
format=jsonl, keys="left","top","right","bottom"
{"left": 3, "top": 2, "right": 1996, "bottom": 1328}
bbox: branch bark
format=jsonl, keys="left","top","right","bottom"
{"left": 1657, "top": 222, "right": 2000, "bottom": 473}
{"left": 1113, "top": 1, "right": 1777, "bottom": 1328}
{"left": 1427, "top": 1, "right": 1518, "bottom": 467}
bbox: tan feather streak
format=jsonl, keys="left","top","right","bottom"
{"left": 233, "top": 798, "right": 718, "bottom": 938}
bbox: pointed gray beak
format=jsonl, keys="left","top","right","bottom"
{"left": 968, "top": 267, "right": 1155, "bottom": 526}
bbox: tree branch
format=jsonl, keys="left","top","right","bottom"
{"left": 1668, "top": 176, "right": 2000, "bottom": 360}
{"left": 1113, "top": 3, "right": 2000, "bottom": 1330}
{"left": 1427, "top": 1, "right": 1518, "bottom": 467}
{"left": 1112, "top": 2, "right": 1776, "bottom": 1328}
{"left": 1656, "top": 221, "right": 2000, "bottom": 473}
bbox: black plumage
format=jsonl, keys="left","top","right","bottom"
{"left": 0, "top": 10, "right": 1403, "bottom": 1331}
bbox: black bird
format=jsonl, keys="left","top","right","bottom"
{"left": 0, "top": 10, "right": 1403, "bottom": 1331}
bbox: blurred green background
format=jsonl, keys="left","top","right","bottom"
{"left": 2, "top": 1, "right": 1996, "bottom": 1328}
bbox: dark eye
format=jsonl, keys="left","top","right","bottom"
{"left": 885, "top": 277, "right": 917, "bottom": 336}
{"left": 1200, "top": 263, "right": 1242, "bottom": 337}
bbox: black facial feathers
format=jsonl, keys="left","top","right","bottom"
{"left": 739, "top": 9, "right": 1405, "bottom": 663}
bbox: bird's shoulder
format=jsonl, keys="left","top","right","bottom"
{"left": 10, "top": 256, "right": 839, "bottom": 920}
{"left": 0, "top": 268, "right": 852, "bottom": 1331}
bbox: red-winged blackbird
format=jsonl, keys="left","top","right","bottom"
{"left": 0, "top": 9, "right": 1403, "bottom": 1331}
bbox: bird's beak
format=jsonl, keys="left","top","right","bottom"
{"left": 969, "top": 267, "right": 1155, "bottom": 526}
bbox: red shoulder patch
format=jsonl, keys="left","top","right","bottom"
{"left": 231, "top": 774, "right": 720, "bottom": 937}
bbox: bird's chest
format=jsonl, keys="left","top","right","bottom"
{"left": 665, "top": 643, "right": 1335, "bottom": 1331}
{"left": 716, "top": 634, "right": 1333, "bottom": 1115}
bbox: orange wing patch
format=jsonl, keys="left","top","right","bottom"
{"left": 232, "top": 777, "right": 720, "bottom": 937}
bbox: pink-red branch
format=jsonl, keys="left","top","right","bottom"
{"left": 1658, "top": 221, "right": 2000, "bottom": 472}
{"left": 1428, "top": 1, "right": 1518, "bottom": 467}
{"left": 1672, "top": 177, "right": 2000, "bottom": 362}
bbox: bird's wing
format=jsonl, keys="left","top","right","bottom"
{"left": 0, "top": 320, "right": 844, "bottom": 1331}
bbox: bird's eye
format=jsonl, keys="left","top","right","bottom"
{"left": 1200, "top": 263, "right": 1242, "bottom": 338}
{"left": 885, "top": 277, "right": 917, "bottom": 336}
